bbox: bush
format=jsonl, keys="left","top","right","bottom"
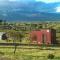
{"left": 0, "top": 52, "right": 5, "bottom": 55}
{"left": 47, "top": 54, "right": 54, "bottom": 59}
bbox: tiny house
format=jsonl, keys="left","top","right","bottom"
{"left": 30, "top": 29, "right": 56, "bottom": 45}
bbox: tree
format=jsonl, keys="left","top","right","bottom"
{"left": 7, "top": 31, "right": 24, "bottom": 43}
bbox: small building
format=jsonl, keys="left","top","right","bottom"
{"left": 30, "top": 29, "right": 56, "bottom": 45}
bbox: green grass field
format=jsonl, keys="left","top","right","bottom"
{"left": 0, "top": 22, "right": 60, "bottom": 60}
{"left": 0, "top": 46, "right": 60, "bottom": 60}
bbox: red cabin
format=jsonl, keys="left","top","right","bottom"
{"left": 30, "top": 29, "right": 56, "bottom": 45}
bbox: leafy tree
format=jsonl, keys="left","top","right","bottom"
{"left": 7, "top": 31, "right": 24, "bottom": 43}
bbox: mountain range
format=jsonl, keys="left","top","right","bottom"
{"left": 0, "top": 1, "right": 60, "bottom": 22}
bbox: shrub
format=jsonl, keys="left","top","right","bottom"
{"left": 47, "top": 54, "right": 54, "bottom": 59}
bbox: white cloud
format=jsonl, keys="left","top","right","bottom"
{"left": 56, "top": 6, "right": 60, "bottom": 13}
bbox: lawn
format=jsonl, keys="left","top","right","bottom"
{"left": 0, "top": 46, "right": 60, "bottom": 60}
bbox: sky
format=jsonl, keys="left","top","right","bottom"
{"left": 36, "top": 0, "right": 60, "bottom": 13}
{"left": 8, "top": 0, "right": 60, "bottom": 3}
{"left": 0, "top": 0, "right": 60, "bottom": 3}
{"left": 9, "top": 0, "right": 35, "bottom": 2}
{"left": 0, "top": 0, "right": 60, "bottom": 21}
{"left": 0, "top": 0, "right": 60, "bottom": 13}
{"left": 36, "top": 0, "right": 60, "bottom": 3}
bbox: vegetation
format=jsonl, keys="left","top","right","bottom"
{"left": 47, "top": 54, "right": 55, "bottom": 59}
{"left": 0, "top": 21, "right": 60, "bottom": 43}
{"left": 0, "top": 21, "right": 60, "bottom": 60}
{"left": 0, "top": 46, "right": 59, "bottom": 60}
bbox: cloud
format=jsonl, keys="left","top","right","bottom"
{"left": 0, "top": 0, "right": 59, "bottom": 13}
{"left": 55, "top": 6, "right": 60, "bottom": 13}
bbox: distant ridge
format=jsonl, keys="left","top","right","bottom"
{"left": 0, "top": 1, "right": 60, "bottom": 22}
